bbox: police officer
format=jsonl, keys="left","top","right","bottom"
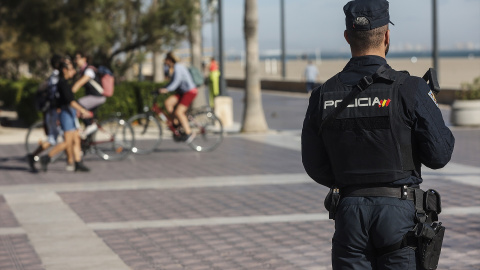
{"left": 301, "top": 0, "right": 455, "bottom": 269}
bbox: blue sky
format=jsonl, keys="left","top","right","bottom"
{"left": 201, "top": 0, "right": 480, "bottom": 55}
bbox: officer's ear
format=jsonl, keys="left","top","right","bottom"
{"left": 344, "top": 30, "right": 350, "bottom": 45}
{"left": 384, "top": 29, "right": 390, "bottom": 47}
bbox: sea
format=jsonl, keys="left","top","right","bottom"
{"left": 226, "top": 49, "right": 479, "bottom": 61}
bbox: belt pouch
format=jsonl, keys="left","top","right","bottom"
{"left": 324, "top": 188, "right": 340, "bottom": 220}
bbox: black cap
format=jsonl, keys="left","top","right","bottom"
{"left": 344, "top": 0, "right": 394, "bottom": 31}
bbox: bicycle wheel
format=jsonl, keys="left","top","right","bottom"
{"left": 25, "top": 120, "right": 65, "bottom": 163}
{"left": 93, "top": 117, "right": 135, "bottom": 161}
{"left": 128, "top": 113, "right": 162, "bottom": 154}
{"left": 187, "top": 110, "right": 223, "bottom": 152}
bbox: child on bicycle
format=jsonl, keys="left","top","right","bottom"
{"left": 157, "top": 51, "right": 198, "bottom": 143}
{"left": 71, "top": 51, "right": 106, "bottom": 139}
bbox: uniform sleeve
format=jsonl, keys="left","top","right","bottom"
{"left": 411, "top": 78, "right": 455, "bottom": 169}
{"left": 301, "top": 88, "right": 335, "bottom": 187}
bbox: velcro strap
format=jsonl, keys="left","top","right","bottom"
{"left": 340, "top": 186, "right": 415, "bottom": 201}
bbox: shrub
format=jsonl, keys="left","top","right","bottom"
{"left": 14, "top": 79, "right": 42, "bottom": 126}
{"left": 0, "top": 79, "right": 21, "bottom": 109}
{"left": 456, "top": 76, "right": 480, "bottom": 100}
{"left": 76, "top": 81, "right": 167, "bottom": 121}
{"left": 11, "top": 80, "right": 169, "bottom": 126}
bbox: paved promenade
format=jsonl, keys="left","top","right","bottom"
{"left": 0, "top": 89, "right": 479, "bottom": 269}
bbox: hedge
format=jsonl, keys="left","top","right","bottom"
{"left": 0, "top": 79, "right": 167, "bottom": 126}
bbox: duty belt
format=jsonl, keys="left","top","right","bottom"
{"left": 340, "top": 185, "right": 416, "bottom": 201}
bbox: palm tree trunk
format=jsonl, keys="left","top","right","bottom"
{"left": 241, "top": 0, "right": 268, "bottom": 132}
{"left": 190, "top": 0, "right": 208, "bottom": 109}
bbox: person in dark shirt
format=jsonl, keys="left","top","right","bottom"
{"left": 27, "top": 54, "right": 66, "bottom": 172}
{"left": 301, "top": 0, "right": 454, "bottom": 269}
{"left": 40, "top": 59, "right": 91, "bottom": 172}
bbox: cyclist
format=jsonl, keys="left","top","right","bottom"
{"left": 157, "top": 51, "right": 198, "bottom": 143}
{"left": 40, "top": 59, "right": 91, "bottom": 172}
{"left": 27, "top": 54, "right": 68, "bottom": 172}
{"left": 71, "top": 51, "right": 106, "bottom": 138}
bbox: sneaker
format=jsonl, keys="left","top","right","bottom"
{"left": 173, "top": 133, "right": 184, "bottom": 142}
{"left": 39, "top": 155, "right": 51, "bottom": 172}
{"left": 81, "top": 123, "right": 98, "bottom": 139}
{"left": 75, "top": 161, "right": 90, "bottom": 172}
{"left": 65, "top": 164, "right": 75, "bottom": 172}
{"left": 27, "top": 154, "right": 37, "bottom": 172}
{"left": 184, "top": 132, "right": 196, "bottom": 144}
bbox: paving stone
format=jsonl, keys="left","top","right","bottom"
{"left": 0, "top": 235, "right": 43, "bottom": 270}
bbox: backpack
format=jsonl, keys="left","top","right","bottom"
{"left": 35, "top": 77, "right": 59, "bottom": 113}
{"left": 87, "top": 65, "right": 115, "bottom": 97}
{"left": 188, "top": 66, "right": 204, "bottom": 87}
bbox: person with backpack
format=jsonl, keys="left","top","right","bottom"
{"left": 28, "top": 54, "right": 68, "bottom": 172}
{"left": 157, "top": 51, "right": 198, "bottom": 143}
{"left": 40, "top": 59, "right": 91, "bottom": 172}
{"left": 71, "top": 51, "right": 111, "bottom": 138}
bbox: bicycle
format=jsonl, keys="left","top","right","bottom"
{"left": 128, "top": 91, "right": 223, "bottom": 154}
{"left": 25, "top": 113, "right": 135, "bottom": 162}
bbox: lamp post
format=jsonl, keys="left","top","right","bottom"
{"left": 217, "top": 0, "right": 227, "bottom": 95}
{"left": 432, "top": 0, "right": 439, "bottom": 76}
{"left": 280, "top": 0, "right": 286, "bottom": 79}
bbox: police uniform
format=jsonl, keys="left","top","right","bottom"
{"left": 301, "top": 1, "right": 455, "bottom": 269}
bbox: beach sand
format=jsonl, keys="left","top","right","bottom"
{"left": 224, "top": 57, "right": 480, "bottom": 89}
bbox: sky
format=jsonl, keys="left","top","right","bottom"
{"left": 200, "top": 0, "right": 480, "bottom": 56}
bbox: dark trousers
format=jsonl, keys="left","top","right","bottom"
{"left": 332, "top": 197, "right": 417, "bottom": 270}
{"left": 306, "top": 81, "right": 316, "bottom": 92}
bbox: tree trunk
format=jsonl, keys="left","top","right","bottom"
{"left": 190, "top": 0, "right": 208, "bottom": 109}
{"left": 152, "top": 51, "right": 165, "bottom": 82}
{"left": 241, "top": 0, "right": 268, "bottom": 132}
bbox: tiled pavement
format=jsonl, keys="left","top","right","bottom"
{"left": 0, "top": 89, "right": 479, "bottom": 269}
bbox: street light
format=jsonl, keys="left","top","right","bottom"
{"left": 217, "top": 0, "right": 227, "bottom": 96}
{"left": 280, "top": 0, "right": 286, "bottom": 79}
{"left": 432, "top": 0, "right": 439, "bottom": 76}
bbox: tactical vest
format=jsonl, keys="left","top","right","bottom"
{"left": 319, "top": 68, "right": 415, "bottom": 188}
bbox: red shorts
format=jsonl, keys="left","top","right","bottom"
{"left": 175, "top": 88, "right": 198, "bottom": 107}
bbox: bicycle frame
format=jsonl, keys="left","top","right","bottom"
{"left": 146, "top": 94, "right": 185, "bottom": 138}
{"left": 128, "top": 91, "right": 223, "bottom": 153}
{"left": 82, "top": 122, "right": 113, "bottom": 147}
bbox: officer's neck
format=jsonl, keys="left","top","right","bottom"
{"left": 351, "top": 48, "right": 386, "bottom": 59}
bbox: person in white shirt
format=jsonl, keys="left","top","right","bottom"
{"left": 71, "top": 52, "right": 106, "bottom": 138}
{"left": 157, "top": 51, "right": 198, "bottom": 143}
{"left": 304, "top": 60, "right": 319, "bottom": 93}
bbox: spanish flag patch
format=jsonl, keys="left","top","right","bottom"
{"left": 428, "top": 90, "right": 439, "bottom": 107}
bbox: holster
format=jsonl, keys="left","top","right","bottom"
{"left": 415, "top": 222, "right": 445, "bottom": 270}
{"left": 413, "top": 189, "right": 445, "bottom": 270}
{"left": 324, "top": 188, "right": 340, "bottom": 220}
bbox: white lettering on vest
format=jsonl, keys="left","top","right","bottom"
{"left": 324, "top": 97, "right": 389, "bottom": 109}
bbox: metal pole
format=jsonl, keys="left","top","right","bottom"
{"left": 432, "top": 0, "right": 439, "bottom": 75}
{"left": 280, "top": 0, "right": 286, "bottom": 79}
{"left": 217, "top": 0, "right": 227, "bottom": 96}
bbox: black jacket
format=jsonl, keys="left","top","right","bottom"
{"left": 301, "top": 55, "right": 455, "bottom": 188}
